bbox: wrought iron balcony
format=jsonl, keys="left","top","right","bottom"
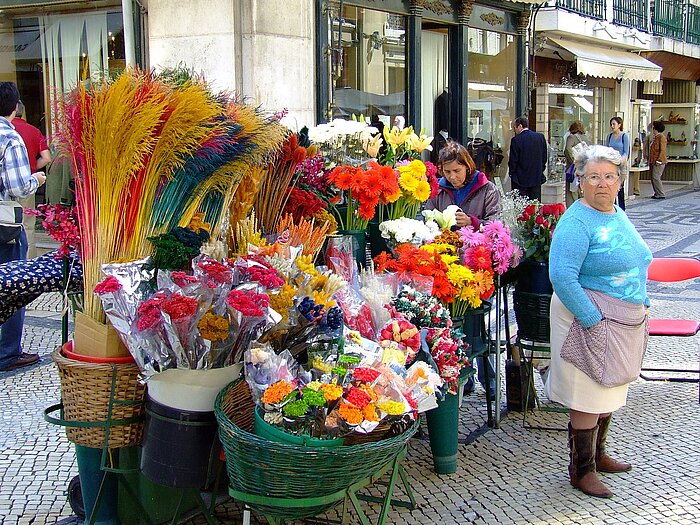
{"left": 688, "top": 4, "right": 700, "bottom": 45}
{"left": 652, "top": 0, "right": 685, "bottom": 40}
{"left": 612, "top": 0, "right": 649, "bottom": 30}
{"left": 554, "top": 0, "right": 606, "bottom": 20}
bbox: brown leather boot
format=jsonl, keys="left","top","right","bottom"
{"left": 596, "top": 414, "right": 632, "bottom": 473}
{"left": 568, "top": 424, "right": 613, "bottom": 498}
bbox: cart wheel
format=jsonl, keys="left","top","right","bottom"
{"left": 67, "top": 475, "right": 85, "bottom": 520}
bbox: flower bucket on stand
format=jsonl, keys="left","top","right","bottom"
{"left": 425, "top": 392, "right": 460, "bottom": 474}
{"left": 336, "top": 229, "right": 368, "bottom": 269}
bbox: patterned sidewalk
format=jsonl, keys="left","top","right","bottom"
{"left": 1, "top": 182, "right": 699, "bottom": 525}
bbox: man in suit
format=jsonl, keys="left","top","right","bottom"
{"left": 508, "top": 116, "right": 548, "bottom": 200}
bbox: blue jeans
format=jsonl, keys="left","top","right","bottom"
{"left": 0, "top": 229, "right": 27, "bottom": 369}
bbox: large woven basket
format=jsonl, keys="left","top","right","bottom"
{"left": 513, "top": 291, "right": 551, "bottom": 343}
{"left": 215, "top": 379, "right": 419, "bottom": 521}
{"left": 52, "top": 348, "right": 146, "bottom": 448}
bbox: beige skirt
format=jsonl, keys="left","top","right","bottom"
{"left": 545, "top": 293, "right": 629, "bottom": 413}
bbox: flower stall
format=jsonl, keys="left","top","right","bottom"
{"left": 35, "top": 67, "right": 529, "bottom": 524}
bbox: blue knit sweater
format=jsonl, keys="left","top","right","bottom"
{"left": 548, "top": 201, "right": 652, "bottom": 327}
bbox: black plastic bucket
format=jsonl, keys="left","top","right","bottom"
{"left": 140, "top": 396, "right": 218, "bottom": 489}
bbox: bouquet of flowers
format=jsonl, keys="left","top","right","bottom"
{"left": 378, "top": 217, "right": 439, "bottom": 249}
{"left": 377, "top": 125, "right": 433, "bottom": 167}
{"left": 384, "top": 159, "right": 439, "bottom": 220}
{"left": 328, "top": 161, "right": 400, "bottom": 230}
{"left": 389, "top": 286, "right": 452, "bottom": 329}
{"left": 425, "top": 327, "right": 471, "bottom": 395}
{"left": 515, "top": 203, "right": 566, "bottom": 263}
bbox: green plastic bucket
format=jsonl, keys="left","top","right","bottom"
{"left": 74, "top": 445, "right": 120, "bottom": 525}
{"left": 253, "top": 408, "right": 344, "bottom": 447}
{"left": 425, "top": 392, "right": 460, "bottom": 474}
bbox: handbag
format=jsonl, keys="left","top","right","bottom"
{"left": 560, "top": 289, "right": 648, "bottom": 388}
{"left": 0, "top": 200, "right": 24, "bottom": 244}
{"left": 565, "top": 163, "right": 576, "bottom": 184}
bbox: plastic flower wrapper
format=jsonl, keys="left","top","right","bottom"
{"left": 422, "top": 204, "right": 461, "bottom": 229}
{"left": 424, "top": 327, "right": 471, "bottom": 396}
{"left": 127, "top": 291, "right": 180, "bottom": 379}
{"left": 244, "top": 345, "right": 299, "bottom": 405}
{"left": 193, "top": 255, "right": 236, "bottom": 314}
{"left": 225, "top": 285, "right": 282, "bottom": 365}
{"left": 359, "top": 270, "right": 397, "bottom": 331}
{"left": 157, "top": 291, "right": 213, "bottom": 369}
{"left": 378, "top": 318, "right": 420, "bottom": 366}
{"left": 261, "top": 296, "right": 343, "bottom": 360}
{"left": 403, "top": 361, "right": 443, "bottom": 413}
{"left": 233, "top": 255, "right": 286, "bottom": 290}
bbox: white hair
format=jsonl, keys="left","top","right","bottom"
{"left": 574, "top": 145, "right": 622, "bottom": 176}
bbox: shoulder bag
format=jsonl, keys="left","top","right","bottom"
{"left": 559, "top": 289, "right": 648, "bottom": 388}
{"left": 0, "top": 200, "right": 24, "bottom": 244}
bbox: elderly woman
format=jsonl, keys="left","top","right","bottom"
{"left": 547, "top": 145, "right": 652, "bottom": 498}
{"left": 425, "top": 140, "right": 500, "bottom": 231}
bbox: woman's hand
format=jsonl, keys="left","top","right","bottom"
{"left": 455, "top": 211, "right": 472, "bottom": 228}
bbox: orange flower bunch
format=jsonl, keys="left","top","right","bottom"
{"left": 374, "top": 243, "right": 456, "bottom": 304}
{"left": 328, "top": 161, "right": 400, "bottom": 230}
{"left": 261, "top": 379, "right": 296, "bottom": 404}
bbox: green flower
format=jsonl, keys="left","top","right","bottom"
{"left": 302, "top": 388, "right": 326, "bottom": 407}
{"left": 282, "top": 399, "right": 309, "bottom": 418}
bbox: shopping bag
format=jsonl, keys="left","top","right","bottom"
{"left": 0, "top": 201, "right": 24, "bottom": 244}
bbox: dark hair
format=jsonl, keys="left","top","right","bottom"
{"left": 652, "top": 121, "right": 665, "bottom": 133}
{"left": 609, "top": 116, "right": 624, "bottom": 131}
{"left": 0, "top": 82, "right": 19, "bottom": 118}
{"left": 569, "top": 120, "right": 585, "bottom": 134}
{"left": 437, "top": 140, "right": 477, "bottom": 175}
{"left": 514, "top": 116, "right": 529, "bottom": 128}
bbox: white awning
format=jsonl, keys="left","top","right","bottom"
{"left": 549, "top": 37, "right": 661, "bottom": 83}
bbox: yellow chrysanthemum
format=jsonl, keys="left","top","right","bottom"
{"left": 295, "top": 255, "right": 317, "bottom": 276}
{"left": 398, "top": 172, "right": 419, "bottom": 193}
{"left": 398, "top": 159, "right": 427, "bottom": 179}
{"left": 447, "top": 265, "right": 473, "bottom": 286}
{"left": 439, "top": 253, "right": 459, "bottom": 266}
{"left": 414, "top": 179, "right": 431, "bottom": 201}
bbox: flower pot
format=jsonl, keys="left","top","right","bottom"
{"left": 514, "top": 260, "right": 553, "bottom": 295}
{"left": 367, "top": 221, "right": 390, "bottom": 259}
{"left": 425, "top": 392, "right": 460, "bottom": 474}
{"left": 337, "top": 229, "right": 368, "bottom": 269}
{"left": 140, "top": 396, "right": 219, "bottom": 489}
{"left": 74, "top": 444, "right": 120, "bottom": 525}
{"left": 253, "top": 407, "right": 345, "bottom": 447}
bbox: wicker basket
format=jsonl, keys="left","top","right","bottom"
{"left": 52, "top": 348, "right": 146, "bottom": 448}
{"left": 215, "top": 379, "right": 419, "bottom": 521}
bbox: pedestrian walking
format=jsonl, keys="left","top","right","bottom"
{"left": 649, "top": 121, "right": 667, "bottom": 199}
{"left": 508, "top": 116, "right": 548, "bottom": 200}
{"left": 547, "top": 145, "right": 652, "bottom": 498}
{"left": 564, "top": 120, "right": 587, "bottom": 207}
{"left": 605, "top": 116, "right": 630, "bottom": 209}
{"left": 0, "top": 82, "right": 46, "bottom": 371}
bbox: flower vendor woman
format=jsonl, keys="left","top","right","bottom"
{"left": 425, "top": 140, "right": 501, "bottom": 231}
{"left": 547, "top": 145, "right": 652, "bottom": 499}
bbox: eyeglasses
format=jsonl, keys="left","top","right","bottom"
{"left": 585, "top": 173, "right": 620, "bottom": 185}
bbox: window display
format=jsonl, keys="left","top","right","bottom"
{"left": 651, "top": 103, "right": 700, "bottom": 160}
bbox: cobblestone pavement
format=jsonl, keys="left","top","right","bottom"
{"left": 2, "top": 182, "right": 699, "bottom": 525}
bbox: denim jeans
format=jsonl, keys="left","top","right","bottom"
{"left": 0, "top": 228, "right": 27, "bottom": 369}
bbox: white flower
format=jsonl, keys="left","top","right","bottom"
{"left": 422, "top": 205, "right": 461, "bottom": 229}
{"left": 379, "top": 218, "right": 440, "bottom": 245}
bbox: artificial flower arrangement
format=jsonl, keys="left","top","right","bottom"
{"left": 25, "top": 204, "right": 81, "bottom": 258}
{"left": 93, "top": 219, "right": 345, "bottom": 379}
{"left": 515, "top": 202, "right": 566, "bottom": 263}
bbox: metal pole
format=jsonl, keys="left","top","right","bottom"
{"left": 122, "top": 0, "right": 136, "bottom": 67}
{"left": 495, "top": 275, "right": 502, "bottom": 427}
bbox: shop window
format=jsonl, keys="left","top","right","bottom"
{"left": 0, "top": 9, "right": 125, "bottom": 140}
{"left": 329, "top": 6, "right": 407, "bottom": 129}
{"left": 467, "top": 28, "right": 516, "bottom": 179}
{"left": 548, "top": 86, "right": 595, "bottom": 153}
{"left": 421, "top": 26, "right": 448, "bottom": 157}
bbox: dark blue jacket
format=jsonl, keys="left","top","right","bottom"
{"left": 508, "top": 128, "right": 548, "bottom": 188}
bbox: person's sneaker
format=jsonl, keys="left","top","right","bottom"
{"left": 0, "top": 352, "right": 40, "bottom": 371}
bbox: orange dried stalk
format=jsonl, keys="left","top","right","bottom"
{"left": 276, "top": 214, "right": 332, "bottom": 258}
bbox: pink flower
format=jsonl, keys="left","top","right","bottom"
{"left": 458, "top": 227, "right": 485, "bottom": 247}
{"left": 94, "top": 276, "right": 122, "bottom": 295}
{"left": 171, "top": 271, "right": 199, "bottom": 287}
